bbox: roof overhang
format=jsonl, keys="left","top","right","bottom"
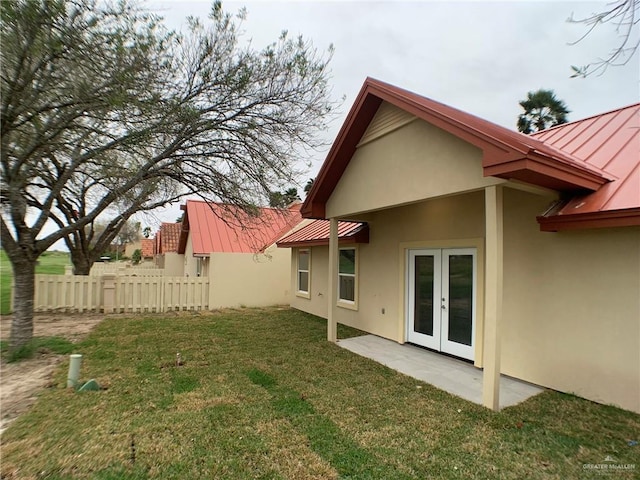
{"left": 537, "top": 208, "right": 640, "bottom": 231}
{"left": 302, "top": 77, "right": 611, "bottom": 219}
{"left": 277, "top": 222, "right": 369, "bottom": 248}
{"left": 484, "top": 151, "right": 610, "bottom": 192}
{"left": 277, "top": 225, "right": 369, "bottom": 248}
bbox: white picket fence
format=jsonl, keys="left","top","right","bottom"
{"left": 35, "top": 275, "right": 103, "bottom": 313}
{"left": 86, "top": 263, "right": 165, "bottom": 276}
{"left": 33, "top": 274, "right": 210, "bottom": 313}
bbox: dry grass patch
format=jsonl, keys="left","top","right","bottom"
{"left": 255, "top": 419, "right": 339, "bottom": 480}
{"left": 173, "top": 390, "right": 241, "bottom": 412}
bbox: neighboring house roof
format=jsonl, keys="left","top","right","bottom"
{"left": 277, "top": 220, "right": 369, "bottom": 248}
{"left": 303, "top": 77, "right": 638, "bottom": 230}
{"left": 141, "top": 238, "right": 155, "bottom": 258}
{"left": 157, "top": 222, "right": 182, "bottom": 254}
{"left": 534, "top": 103, "right": 640, "bottom": 231}
{"left": 177, "top": 200, "right": 303, "bottom": 255}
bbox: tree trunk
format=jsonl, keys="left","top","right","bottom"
{"left": 10, "top": 257, "right": 37, "bottom": 352}
{"left": 69, "top": 247, "right": 92, "bottom": 275}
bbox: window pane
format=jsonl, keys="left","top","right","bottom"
{"left": 339, "top": 275, "right": 355, "bottom": 301}
{"left": 298, "top": 250, "right": 309, "bottom": 270}
{"left": 298, "top": 271, "right": 309, "bottom": 292}
{"left": 447, "top": 255, "right": 473, "bottom": 346}
{"left": 339, "top": 249, "right": 355, "bottom": 275}
{"left": 414, "top": 255, "right": 434, "bottom": 336}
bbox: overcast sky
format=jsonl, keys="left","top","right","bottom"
{"left": 141, "top": 0, "right": 638, "bottom": 226}
{"left": 154, "top": 0, "right": 638, "bottom": 127}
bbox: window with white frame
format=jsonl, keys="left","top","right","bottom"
{"left": 297, "top": 249, "right": 310, "bottom": 297}
{"left": 338, "top": 247, "right": 356, "bottom": 303}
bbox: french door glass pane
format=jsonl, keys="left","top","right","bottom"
{"left": 414, "top": 256, "right": 434, "bottom": 335}
{"left": 447, "top": 255, "right": 473, "bottom": 346}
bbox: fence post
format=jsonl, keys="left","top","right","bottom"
{"left": 65, "top": 265, "right": 73, "bottom": 276}
{"left": 103, "top": 274, "right": 116, "bottom": 313}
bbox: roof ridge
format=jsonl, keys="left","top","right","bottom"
{"left": 186, "top": 198, "right": 301, "bottom": 214}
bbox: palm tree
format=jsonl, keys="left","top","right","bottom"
{"left": 517, "top": 89, "right": 570, "bottom": 134}
{"left": 303, "top": 178, "right": 315, "bottom": 194}
{"left": 268, "top": 187, "right": 300, "bottom": 208}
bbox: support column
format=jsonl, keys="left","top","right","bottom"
{"left": 327, "top": 218, "right": 339, "bottom": 342}
{"left": 483, "top": 185, "right": 504, "bottom": 411}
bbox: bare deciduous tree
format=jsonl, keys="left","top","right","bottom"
{"left": 568, "top": 0, "right": 639, "bottom": 77}
{"left": 1, "top": 0, "right": 338, "bottom": 351}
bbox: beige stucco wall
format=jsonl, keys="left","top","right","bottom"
{"left": 124, "top": 240, "right": 142, "bottom": 258}
{"left": 208, "top": 243, "right": 292, "bottom": 309}
{"left": 501, "top": 188, "right": 640, "bottom": 413}
{"left": 296, "top": 107, "right": 639, "bottom": 412}
{"left": 290, "top": 246, "right": 330, "bottom": 319}
{"left": 183, "top": 233, "right": 209, "bottom": 277}
{"left": 325, "top": 111, "right": 504, "bottom": 218}
{"left": 291, "top": 192, "right": 486, "bottom": 342}
{"left": 293, "top": 189, "right": 640, "bottom": 412}
{"left": 163, "top": 252, "right": 184, "bottom": 276}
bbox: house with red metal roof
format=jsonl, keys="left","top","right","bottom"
{"left": 176, "top": 200, "right": 303, "bottom": 308}
{"left": 280, "top": 78, "right": 639, "bottom": 413}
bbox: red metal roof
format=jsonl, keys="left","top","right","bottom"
{"left": 178, "top": 201, "right": 302, "bottom": 254}
{"left": 534, "top": 103, "right": 640, "bottom": 231}
{"left": 277, "top": 220, "right": 369, "bottom": 247}
{"left": 303, "top": 77, "right": 638, "bottom": 230}
{"left": 303, "top": 77, "right": 611, "bottom": 219}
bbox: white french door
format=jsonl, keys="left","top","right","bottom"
{"left": 406, "top": 248, "right": 476, "bottom": 361}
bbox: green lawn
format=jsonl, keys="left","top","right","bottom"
{"left": 2, "top": 308, "right": 638, "bottom": 479}
{"left": 0, "top": 249, "right": 70, "bottom": 314}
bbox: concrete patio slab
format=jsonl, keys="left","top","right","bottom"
{"left": 338, "top": 334, "right": 544, "bottom": 409}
